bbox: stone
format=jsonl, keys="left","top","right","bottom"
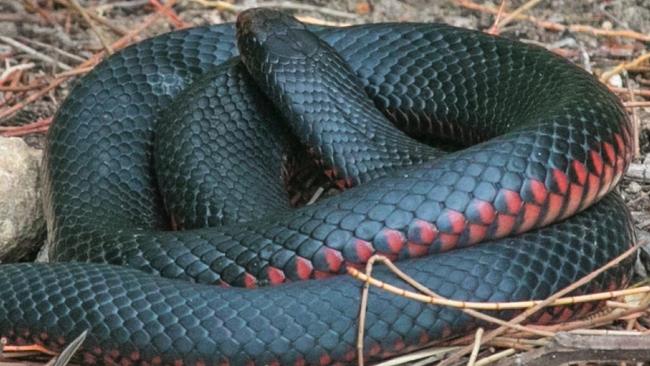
{"left": 0, "top": 136, "right": 45, "bottom": 261}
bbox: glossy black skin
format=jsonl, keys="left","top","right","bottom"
{"left": 0, "top": 9, "right": 636, "bottom": 365}
{"left": 0, "top": 197, "right": 636, "bottom": 364}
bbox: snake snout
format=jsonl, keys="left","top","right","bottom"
{"left": 236, "top": 8, "right": 319, "bottom": 61}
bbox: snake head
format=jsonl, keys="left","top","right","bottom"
{"left": 236, "top": 8, "right": 320, "bottom": 68}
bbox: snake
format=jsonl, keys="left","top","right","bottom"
{"left": 0, "top": 8, "right": 637, "bottom": 366}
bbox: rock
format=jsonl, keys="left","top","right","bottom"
{"left": 0, "top": 136, "right": 45, "bottom": 261}
{"left": 627, "top": 181, "right": 642, "bottom": 194}
{"left": 35, "top": 243, "right": 49, "bottom": 263}
{"left": 607, "top": 73, "right": 623, "bottom": 88}
{"left": 636, "top": 229, "right": 650, "bottom": 279}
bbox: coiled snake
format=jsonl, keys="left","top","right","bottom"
{"left": 0, "top": 8, "right": 636, "bottom": 366}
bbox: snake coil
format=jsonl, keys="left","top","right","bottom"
{"left": 0, "top": 8, "right": 636, "bottom": 366}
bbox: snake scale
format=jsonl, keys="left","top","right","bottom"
{"left": 0, "top": 8, "right": 637, "bottom": 366}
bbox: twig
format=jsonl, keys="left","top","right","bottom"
{"left": 193, "top": 0, "right": 357, "bottom": 19}
{"left": 149, "top": 0, "right": 188, "bottom": 29}
{"left": 306, "top": 187, "right": 324, "bottom": 205}
{"left": 527, "top": 304, "right": 649, "bottom": 334}
{"left": 91, "top": 0, "right": 150, "bottom": 12}
{"left": 568, "top": 329, "right": 648, "bottom": 336}
{"left": 486, "top": 0, "right": 507, "bottom": 35}
{"left": 295, "top": 15, "right": 350, "bottom": 27}
{"left": 1, "top": 339, "right": 57, "bottom": 356}
{"left": 0, "top": 78, "right": 64, "bottom": 121}
{"left": 54, "top": 66, "right": 95, "bottom": 78}
{"left": 467, "top": 328, "right": 484, "bottom": 366}
{"left": 375, "top": 347, "right": 458, "bottom": 366}
{"left": 348, "top": 267, "right": 650, "bottom": 310}
{"left": 353, "top": 255, "right": 556, "bottom": 366}
{"left": 456, "top": 0, "right": 650, "bottom": 43}
{"left": 4, "top": 68, "right": 23, "bottom": 102}
{"left": 614, "top": 82, "right": 648, "bottom": 163}
{"left": 487, "top": 337, "right": 548, "bottom": 351}
{"left": 86, "top": 11, "right": 129, "bottom": 36}
{"left": 494, "top": 0, "right": 544, "bottom": 33}
{"left": 437, "top": 242, "right": 642, "bottom": 366}
{"left": 601, "top": 52, "right": 650, "bottom": 83}
{"left": 357, "top": 258, "right": 372, "bottom": 366}
{"left": 0, "top": 13, "right": 42, "bottom": 23}
{"left": 624, "top": 101, "right": 650, "bottom": 108}
{"left": 81, "top": 0, "right": 178, "bottom": 59}
{"left": 0, "top": 117, "right": 52, "bottom": 137}
{"left": 49, "top": 329, "right": 88, "bottom": 366}
{"left": 493, "top": 332, "right": 650, "bottom": 366}
{"left": 609, "top": 86, "right": 650, "bottom": 97}
{"left": 0, "top": 83, "right": 45, "bottom": 92}
{"left": 16, "top": 36, "right": 86, "bottom": 63}
{"left": 357, "top": 257, "right": 556, "bottom": 325}
{"left": 474, "top": 348, "right": 516, "bottom": 366}
{"left": 0, "top": 36, "right": 72, "bottom": 70}
{"left": 64, "top": 0, "right": 114, "bottom": 54}
{"left": 606, "top": 300, "right": 639, "bottom": 310}
{"left": 23, "top": 0, "right": 59, "bottom": 27}
{"left": 598, "top": 3, "right": 629, "bottom": 29}
{"left": 0, "top": 63, "right": 34, "bottom": 82}
{"left": 0, "top": 0, "right": 176, "bottom": 122}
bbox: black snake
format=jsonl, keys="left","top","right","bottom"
{"left": 0, "top": 8, "right": 636, "bottom": 366}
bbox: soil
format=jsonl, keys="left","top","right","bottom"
{"left": 1, "top": 0, "right": 649, "bottom": 273}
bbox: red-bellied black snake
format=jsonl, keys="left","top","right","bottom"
{"left": 0, "top": 8, "right": 636, "bottom": 366}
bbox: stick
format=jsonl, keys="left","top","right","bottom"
{"left": 0, "top": 36, "right": 72, "bottom": 70}
{"left": 86, "top": 11, "right": 129, "bottom": 36}
{"left": 467, "top": 328, "right": 484, "bottom": 366}
{"left": 601, "top": 52, "right": 650, "bottom": 83}
{"left": 348, "top": 268, "right": 649, "bottom": 310}
{"left": 474, "top": 349, "right": 516, "bottom": 366}
{"left": 50, "top": 329, "right": 88, "bottom": 366}
{"left": 193, "top": 0, "right": 357, "bottom": 19}
{"left": 0, "top": 117, "right": 52, "bottom": 137}
{"left": 486, "top": 0, "right": 506, "bottom": 35}
{"left": 493, "top": 332, "right": 650, "bottom": 366}
{"left": 0, "top": 84, "right": 45, "bottom": 92}
{"left": 353, "top": 255, "right": 555, "bottom": 366}
{"left": 526, "top": 304, "right": 649, "bottom": 334}
{"left": 0, "top": 63, "right": 35, "bottom": 82}
{"left": 0, "top": 0, "right": 176, "bottom": 122}
{"left": 16, "top": 36, "right": 86, "bottom": 63}
{"left": 91, "top": 0, "right": 150, "bottom": 12}
{"left": 149, "top": 0, "right": 188, "bottom": 29}
{"left": 65, "top": 0, "right": 114, "bottom": 54}
{"left": 610, "top": 86, "right": 650, "bottom": 97}
{"left": 496, "top": 0, "right": 544, "bottom": 31}
{"left": 626, "top": 79, "right": 641, "bottom": 157}
{"left": 455, "top": 0, "right": 650, "bottom": 43}
{"left": 374, "top": 347, "right": 459, "bottom": 366}
{"left": 437, "top": 243, "right": 642, "bottom": 366}
{"left": 625, "top": 101, "right": 650, "bottom": 108}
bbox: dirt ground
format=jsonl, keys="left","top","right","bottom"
{"left": 0, "top": 0, "right": 649, "bottom": 363}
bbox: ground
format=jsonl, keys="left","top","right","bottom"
{"left": 0, "top": 0, "right": 649, "bottom": 365}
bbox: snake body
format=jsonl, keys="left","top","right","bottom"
{"left": 0, "top": 9, "right": 636, "bottom": 365}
